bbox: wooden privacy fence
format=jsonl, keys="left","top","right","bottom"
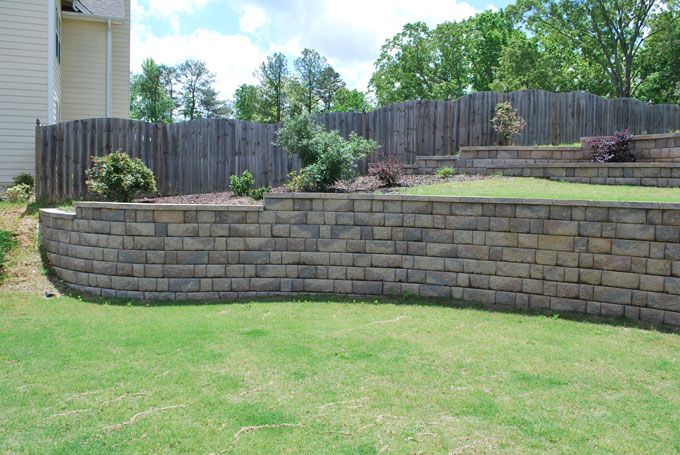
{"left": 36, "top": 89, "right": 680, "bottom": 202}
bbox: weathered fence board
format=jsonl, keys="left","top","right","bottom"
{"left": 36, "top": 90, "right": 680, "bottom": 202}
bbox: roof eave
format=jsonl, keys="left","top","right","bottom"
{"left": 61, "top": 10, "right": 124, "bottom": 24}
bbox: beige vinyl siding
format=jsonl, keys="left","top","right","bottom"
{"left": 111, "top": 0, "right": 130, "bottom": 118}
{"left": 61, "top": 18, "right": 107, "bottom": 120}
{"left": 0, "top": 0, "right": 48, "bottom": 184}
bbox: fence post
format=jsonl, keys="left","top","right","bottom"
{"left": 34, "top": 118, "right": 42, "bottom": 199}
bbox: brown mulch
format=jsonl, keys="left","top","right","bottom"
{"left": 134, "top": 173, "right": 490, "bottom": 205}
{"left": 136, "top": 193, "right": 261, "bottom": 205}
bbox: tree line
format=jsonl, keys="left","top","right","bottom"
{"left": 130, "top": 49, "right": 369, "bottom": 124}
{"left": 372, "top": 0, "right": 679, "bottom": 105}
{"left": 130, "top": 0, "right": 679, "bottom": 124}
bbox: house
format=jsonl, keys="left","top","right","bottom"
{"left": 0, "top": 0, "right": 130, "bottom": 187}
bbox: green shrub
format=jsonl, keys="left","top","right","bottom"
{"left": 229, "top": 170, "right": 255, "bottom": 197}
{"left": 0, "top": 229, "right": 17, "bottom": 279}
{"left": 85, "top": 152, "right": 157, "bottom": 202}
{"left": 276, "top": 114, "right": 378, "bottom": 192}
{"left": 12, "top": 173, "right": 34, "bottom": 188}
{"left": 4, "top": 184, "right": 34, "bottom": 202}
{"left": 491, "top": 101, "right": 526, "bottom": 145}
{"left": 436, "top": 167, "right": 455, "bottom": 178}
{"left": 250, "top": 186, "right": 271, "bottom": 201}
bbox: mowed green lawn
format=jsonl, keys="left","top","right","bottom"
{"left": 402, "top": 177, "right": 680, "bottom": 203}
{"left": 1, "top": 294, "right": 679, "bottom": 454}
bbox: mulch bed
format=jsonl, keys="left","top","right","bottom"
{"left": 136, "top": 173, "right": 489, "bottom": 205}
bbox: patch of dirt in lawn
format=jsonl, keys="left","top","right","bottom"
{"left": 0, "top": 205, "right": 57, "bottom": 294}
{"left": 139, "top": 174, "right": 490, "bottom": 205}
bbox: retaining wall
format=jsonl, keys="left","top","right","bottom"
{"left": 40, "top": 194, "right": 680, "bottom": 327}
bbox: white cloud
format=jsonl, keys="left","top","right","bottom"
{"left": 256, "top": 0, "right": 483, "bottom": 89}
{"left": 131, "top": 27, "right": 264, "bottom": 99}
{"left": 131, "top": 0, "right": 488, "bottom": 97}
{"left": 239, "top": 4, "right": 267, "bottom": 34}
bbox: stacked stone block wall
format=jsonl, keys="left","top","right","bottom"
{"left": 40, "top": 194, "right": 680, "bottom": 327}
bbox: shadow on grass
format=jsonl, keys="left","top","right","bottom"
{"left": 49, "top": 283, "right": 680, "bottom": 334}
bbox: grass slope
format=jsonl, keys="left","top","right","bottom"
{"left": 401, "top": 177, "right": 680, "bottom": 203}
{"left": 1, "top": 294, "right": 679, "bottom": 453}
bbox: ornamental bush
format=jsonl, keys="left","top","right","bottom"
{"left": 250, "top": 186, "right": 271, "bottom": 201}
{"left": 436, "top": 166, "right": 455, "bottom": 178}
{"left": 85, "top": 152, "right": 157, "bottom": 202}
{"left": 229, "top": 170, "right": 255, "bottom": 197}
{"left": 276, "top": 115, "right": 378, "bottom": 192}
{"left": 12, "top": 173, "right": 34, "bottom": 188}
{"left": 368, "top": 157, "right": 403, "bottom": 187}
{"left": 491, "top": 101, "right": 526, "bottom": 145}
{"left": 587, "top": 129, "right": 635, "bottom": 163}
{"left": 4, "top": 184, "right": 33, "bottom": 202}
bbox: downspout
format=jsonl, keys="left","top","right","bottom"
{"left": 106, "top": 18, "right": 112, "bottom": 117}
{"left": 47, "top": 0, "right": 56, "bottom": 124}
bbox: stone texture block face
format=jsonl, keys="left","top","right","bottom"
{"left": 40, "top": 195, "right": 680, "bottom": 327}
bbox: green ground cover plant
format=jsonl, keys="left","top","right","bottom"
{"left": 1, "top": 295, "right": 679, "bottom": 453}
{"left": 0, "top": 229, "right": 17, "bottom": 279}
{"left": 402, "top": 176, "right": 680, "bottom": 203}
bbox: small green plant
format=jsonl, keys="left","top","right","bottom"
{"left": 12, "top": 173, "right": 34, "bottom": 188}
{"left": 436, "top": 167, "right": 455, "bottom": 178}
{"left": 250, "top": 186, "right": 271, "bottom": 201}
{"left": 0, "top": 229, "right": 18, "bottom": 280}
{"left": 4, "top": 184, "right": 34, "bottom": 202}
{"left": 85, "top": 151, "right": 157, "bottom": 202}
{"left": 491, "top": 101, "right": 526, "bottom": 145}
{"left": 277, "top": 114, "right": 378, "bottom": 192}
{"left": 229, "top": 170, "right": 255, "bottom": 197}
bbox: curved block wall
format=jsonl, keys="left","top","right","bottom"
{"left": 40, "top": 194, "right": 680, "bottom": 327}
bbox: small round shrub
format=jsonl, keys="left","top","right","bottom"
{"left": 491, "top": 101, "right": 526, "bottom": 145}
{"left": 229, "top": 170, "right": 255, "bottom": 197}
{"left": 436, "top": 167, "right": 455, "bottom": 178}
{"left": 12, "top": 173, "right": 34, "bottom": 188}
{"left": 4, "top": 184, "right": 33, "bottom": 202}
{"left": 250, "top": 186, "right": 271, "bottom": 201}
{"left": 284, "top": 170, "right": 314, "bottom": 192}
{"left": 85, "top": 152, "right": 157, "bottom": 202}
{"left": 369, "top": 157, "right": 403, "bottom": 187}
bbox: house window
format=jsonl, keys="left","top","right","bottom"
{"left": 55, "top": 8, "right": 62, "bottom": 63}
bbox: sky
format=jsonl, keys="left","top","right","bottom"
{"left": 131, "top": 0, "right": 512, "bottom": 101}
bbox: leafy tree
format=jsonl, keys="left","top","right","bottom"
{"left": 317, "top": 66, "right": 345, "bottom": 111}
{"left": 159, "top": 64, "right": 182, "bottom": 119}
{"left": 130, "top": 58, "right": 174, "bottom": 123}
{"left": 431, "top": 21, "right": 469, "bottom": 99}
{"left": 370, "top": 22, "right": 438, "bottom": 105}
{"left": 491, "top": 32, "right": 556, "bottom": 91}
{"left": 178, "top": 60, "right": 218, "bottom": 120}
{"left": 200, "top": 87, "right": 232, "bottom": 119}
{"left": 332, "top": 88, "right": 369, "bottom": 112}
{"left": 233, "top": 84, "right": 262, "bottom": 121}
{"left": 637, "top": 7, "right": 680, "bottom": 104}
{"left": 370, "top": 20, "right": 471, "bottom": 103}
{"left": 516, "top": 0, "right": 672, "bottom": 98}
{"left": 464, "top": 10, "right": 514, "bottom": 91}
{"left": 257, "top": 52, "right": 289, "bottom": 122}
{"left": 294, "top": 49, "right": 327, "bottom": 114}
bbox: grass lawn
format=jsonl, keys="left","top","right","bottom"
{"left": 1, "top": 294, "right": 679, "bottom": 454}
{"left": 401, "top": 176, "right": 680, "bottom": 203}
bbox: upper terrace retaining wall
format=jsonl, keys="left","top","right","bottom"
{"left": 40, "top": 193, "right": 680, "bottom": 327}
